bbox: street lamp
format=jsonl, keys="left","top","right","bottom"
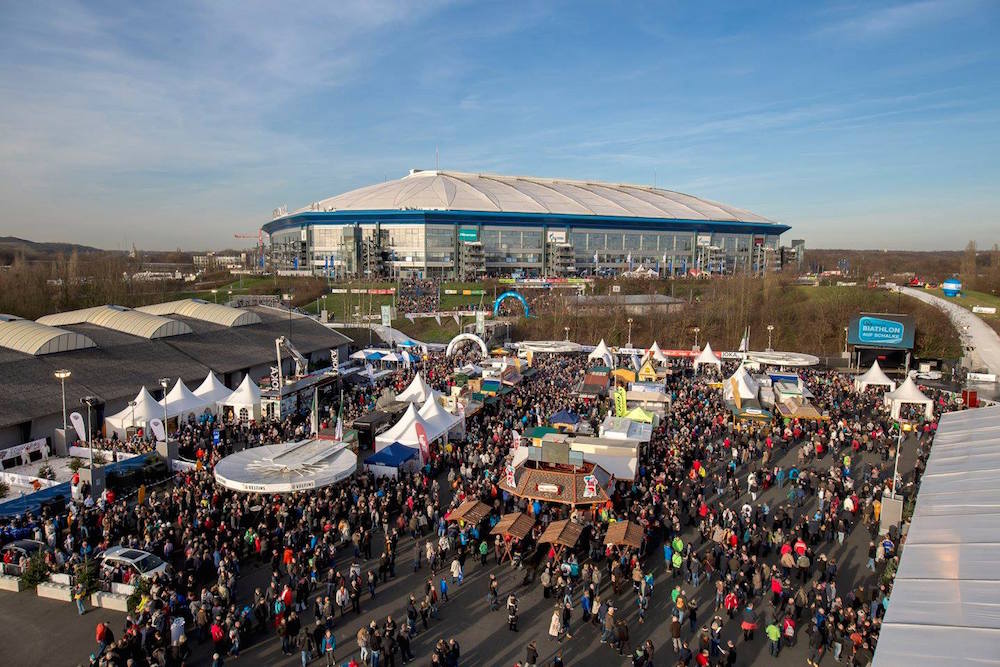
{"left": 80, "top": 396, "right": 98, "bottom": 469}
{"left": 893, "top": 419, "right": 913, "bottom": 499}
{"left": 693, "top": 327, "right": 701, "bottom": 349}
{"left": 159, "top": 377, "right": 170, "bottom": 441}
{"left": 766, "top": 324, "right": 775, "bottom": 352}
{"left": 564, "top": 326, "right": 570, "bottom": 341}
{"left": 627, "top": 318, "right": 634, "bottom": 347}
{"left": 211, "top": 288, "right": 218, "bottom": 303}
{"left": 54, "top": 369, "right": 71, "bottom": 431}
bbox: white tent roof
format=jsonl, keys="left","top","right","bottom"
{"left": 375, "top": 403, "right": 441, "bottom": 450}
{"left": 193, "top": 371, "right": 233, "bottom": 404}
{"left": 160, "top": 379, "right": 209, "bottom": 417}
{"left": 854, "top": 359, "right": 896, "bottom": 391}
{"left": 418, "top": 396, "right": 462, "bottom": 435}
{"left": 588, "top": 339, "right": 614, "bottom": 366}
{"left": 724, "top": 365, "right": 760, "bottom": 401}
{"left": 105, "top": 386, "right": 163, "bottom": 429}
{"left": 872, "top": 405, "right": 1000, "bottom": 667}
{"left": 395, "top": 374, "right": 441, "bottom": 403}
{"left": 223, "top": 375, "right": 262, "bottom": 408}
{"left": 693, "top": 342, "right": 722, "bottom": 370}
{"left": 647, "top": 341, "right": 668, "bottom": 364}
{"left": 884, "top": 375, "right": 934, "bottom": 419}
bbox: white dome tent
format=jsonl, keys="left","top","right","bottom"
{"left": 884, "top": 376, "right": 934, "bottom": 420}
{"left": 588, "top": 339, "right": 614, "bottom": 367}
{"left": 723, "top": 365, "right": 760, "bottom": 402}
{"left": 222, "top": 375, "right": 262, "bottom": 422}
{"left": 395, "top": 373, "right": 442, "bottom": 404}
{"left": 105, "top": 386, "right": 163, "bottom": 437}
{"left": 646, "top": 341, "right": 668, "bottom": 365}
{"left": 693, "top": 342, "right": 722, "bottom": 372}
{"left": 418, "top": 395, "right": 464, "bottom": 440}
{"left": 374, "top": 403, "right": 444, "bottom": 461}
{"left": 854, "top": 360, "right": 896, "bottom": 392}
{"left": 193, "top": 371, "right": 233, "bottom": 405}
{"left": 160, "top": 379, "right": 210, "bottom": 421}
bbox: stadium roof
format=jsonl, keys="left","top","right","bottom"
{"left": 292, "top": 169, "right": 774, "bottom": 223}
{"left": 136, "top": 298, "right": 262, "bottom": 327}
{"left": 38, "top": 304, "right": 193, "bottom": 339}
{"left": 0, "top": 315, "right": 96, "bottom": 356}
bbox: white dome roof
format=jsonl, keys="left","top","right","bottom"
{"left": 294, "top": 170, "right": 773, "bottom": 223}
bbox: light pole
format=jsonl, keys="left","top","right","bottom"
{"left": 227, "top": 289, "right": 232, "bottom": 305}
{"left": 159, "top": 377, "right": 170, "bottom": 441}
{"left": 627, "top": 318, "right": 634, "bottom": 347}
{"left": 892, "top": 420, "right": 911, "bottom": 499}
{"left": 80, "top": 396, "right": 97, "bottom": 469}
{"left": 693, "top": 327, "right": 700, "bottom": 349}
{"left": 54, "top": 369, "right": 71, "bottom": 431}
{"left": 211, "top": 288, "right": 218, "bottom": 303}
{"left": 766, "top": 324, "right": 775, "bottom": 352}
{"left": 564, "top": 326, "right": 570, "bottom": 341}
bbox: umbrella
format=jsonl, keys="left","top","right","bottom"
{"left": 399, "top": 339, "right": 419, "bottom": 348}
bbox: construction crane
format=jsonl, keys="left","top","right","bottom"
{"left": 275, "top": 335, "right": 309, "bottom": 391}
{"left": 234, "top": 230, "right": 265, "bottom": 269}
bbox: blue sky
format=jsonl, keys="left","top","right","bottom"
{"left": 1, "top": 0, "right": 998, "bottom": 250}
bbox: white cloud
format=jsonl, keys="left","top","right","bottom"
{"left": 817, "top": 0, "right": 981, "bottom": 40}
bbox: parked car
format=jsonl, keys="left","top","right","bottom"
{"left": 99, "top": 546, "right": 167, "bottom": 581}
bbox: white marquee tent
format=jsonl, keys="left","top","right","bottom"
{"left": 588, "top": 339, "right": 614, "bottom": 367}
{"left": 854, "top": 360, "right": 896, "bottom": 392}
{"left": 375, "top": 403, "right": 445, "bottom": 456}
{"left": 160, "top": 379, "right": 210, "bottom": 420}
{"left": 193, "top": 371, "right": 233, "bottom": 405}
{"left": 105, "top": 387, "right": 163, "bottom": 436}
{"left": 693, "top": 342, "right": 722, "bottom": 372}
{"left": 645, "top": 341, "right": 668, "bottom": 365}
{"left": 883, "top": 376, "right": 934, "bottom": 420}
{"left": 871, "top": 405, "right": 1000, "bottom": 667}
{"left": 395, "top": 374, "right": 442, "bottom": 404}
{"left": 723, "top": 365, "right": 760, "bottom": 402}
{"left": 222, "top": 375, "right": 262, "bottom": 422}
{"left": 418, "top": 396, "right": 463, "bottom": 439}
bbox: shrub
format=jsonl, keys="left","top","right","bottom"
{"left": 74, "top": 557, "right": 100, "bottom": 595}
{"left": 36, "top": 464, "right": 56, "bottom": 480}
{"left": 67, "top": 457, "right": 84, "bottom": 474}
{"left": 19, "top": 551, "right": 50, "bottom": 589}
{"left": 127, "top": 576, "right": 151, "bottom": 613}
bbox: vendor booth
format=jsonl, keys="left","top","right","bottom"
{"left": 193, "top": 371, "right": 233, "bottom": 405}
{"left": 884, "top": 376, "right": 934, "bottom": 420}
{"left": 105, "top": 387, "right": 162, "bottom": 437}
{"left": 588, "top": 339, "right": 614, "bottom": 368}
{"left": 855, "top": 360, "right": 897, "bottom": 392}
{"left": 363, "top": 442, "right": 419, "bottom": 479}
{"left": 395, "top": 374, "right": 442, "bottom": 404}
{"left": 221, "top": 375, "right": 262, "bottom": 422}
{"left": 160, "top": 379, "right": 210, "bottom": 421}
{"left": 693, "top": 342, "right": 722, "bottom": 373}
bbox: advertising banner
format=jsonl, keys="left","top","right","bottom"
{"left": 546, "top": 230, "right": 567, "bottom": 243}
{"left": 69, "top": 412, "right": 87, "bottom": 443}
{"left": 848, "top": 313, "right": 915, "bottom": 350}
{"left": 614, "top": 387, "right": 627, "bottom": 417}
{"left": 381, "top": 304, "right": 392, "bottom": 327}
{"left": 458, "top": 228, "right": 479, "bottom": 242}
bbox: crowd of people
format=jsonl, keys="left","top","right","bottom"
{"left": 0, "top": 343, "right": 958, "bottom": 667}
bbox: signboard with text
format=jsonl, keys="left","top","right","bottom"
{"left": 848, "top": 313, "right": 915, "bottom": 350}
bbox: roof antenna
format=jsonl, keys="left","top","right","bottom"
{"left": 654, "top": 169, "right": 657, "bottom": 189}
{"left": 435, "top": 146, "right": 439, "bottom": 170}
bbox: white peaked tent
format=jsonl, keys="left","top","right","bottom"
{"left": 105, "top": 386, "right": 163, "bottom": 436}
{"left": 854, "top": 360, "right": 896, "bottom": 392}
{"left": 693, "top": 342, "right": 722, "bottom": 372}
{"left": 647, "top": 341, "right": 668, "bottom": 364}
{"left": 395, "top": 374, "right": 442, "bottom": 404}
{"left": 375, "top": 403, "right": 440, "bottom": 455}
{"left": 222, "top": 375, "right": 262, "bottom": 422}
{"left": 723, "top": 365, "right": 760, "bottom": 402}
{"left": 884, "top": 376, "right": 934, "bottom": 420}
{"left": 160, "top": 379, "right": 209, "bottom": 419}
{"left": 194, "top": 371, "right": 233, "bottom": 405}
{"left": 588, "top": 339, "right": 614, "bottom": 367}
{"left": 418, "top": 396, "right": 463, "bottom": 439}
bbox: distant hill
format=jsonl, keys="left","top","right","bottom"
{"left": 0, "top": 236, "right": 106, "bottom": 264}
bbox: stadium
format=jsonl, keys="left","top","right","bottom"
{"left": 263, "top": 169, "right": 791, "bottom": 279}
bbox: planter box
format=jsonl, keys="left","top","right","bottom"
{"left": 0, "top": 574, "right": 25, "bottom": 592}
{"left": 36, "top": 580, "right": 73, "bottom": 602}
{"left": 109, "top": 582, "right": 135, "bottom": 596}
{"left": 50, "top": 573, "right": 73, "bottom": 586}
{"left": 91, "top": 591, "right": 130, "bottom": 612}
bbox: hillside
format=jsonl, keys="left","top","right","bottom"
{"left": 0, "top": 236, "right": 104, "bottom": 264}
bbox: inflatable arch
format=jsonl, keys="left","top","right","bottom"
{"left": 446, "top": 332, "right": 488, "bottom": 357}
{"left": 493, "top": 291, "right": 530, "bottom": 318}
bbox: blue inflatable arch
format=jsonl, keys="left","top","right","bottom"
{"left": 493, "top": 291, "right": 530, "bottom": 317}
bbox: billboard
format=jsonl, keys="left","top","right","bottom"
{"left": 458, "top": 228, "right": 479, "bottom": 242}
{"left": 546, "top": 230, "right": 567, "bottom": 243}
{"left": 848, "top": 313, "right": 915, "bottom": 350}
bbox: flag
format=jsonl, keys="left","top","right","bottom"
{"left": 415, "top": 422, "right": 430, "bottom": 463}
{"left": 511, "top": 429, "right": 521, "bottom": 451}
{"left": 69, "top": 411, "right": 87, "bottom": 443}
{"left": 593, "top": 251, "right": 599, "bottom": 265}
{"left": 614, "top": 386, "right": 627, "bottom": 417}
{"left": 335, "top": 416, "right": 344, "bottom": 441}
{"left": 738, "top": 326, "right": 750, "bottom": 353}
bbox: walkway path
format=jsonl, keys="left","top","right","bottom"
{"left": 901, "top": 286, "right": 1000, "bottom": 377}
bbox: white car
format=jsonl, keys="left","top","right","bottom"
{"left": 99, "top": 546, "right": 168, "bottom": 581}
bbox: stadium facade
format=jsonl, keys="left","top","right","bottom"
{"left": 262, "top": 170, "right": 790, "bottom": 279}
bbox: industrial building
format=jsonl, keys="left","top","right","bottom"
{"left": 262, "top": 170, "right": 790, "bottom": 279}
{"left": 0, "top": 299, "right": 351, "bottom": 447}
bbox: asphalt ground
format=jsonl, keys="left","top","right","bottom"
{"left": 0, "top": 435, "right": 920, "bottom": 667}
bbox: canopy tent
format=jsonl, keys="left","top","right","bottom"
{"left": 398, "top": 339, "right": 420, "bottom": 348}
{"left": 379, "top": 352, "right": 400, "bottom": 363}
{"left": 417, "top": 395, "right": 463, "bottom": 439}
{"left": 374, "top": 403, "right": 446, "bottom": 456}
{"left": 604, "top": 520, "right": 644, "bottom": 548}
{"left": 160, "top": 378, "right": 210, "bottom": 419}
{"left": 549, "top": 410, "right": 580, "bottom": 430}
{"left": 105, "top": 387, "right": 163, "bottom": 436}
{"left": 855, "top": 360, "right": 896, "bottom": 392}
{"left": 221, "top": 375, "right": 262, "bottom": 422}
{"left": 363, "top": 442, "right": 419, "bottom": 479}
{"left": 623, "top": 406, "right": 656, "bottom": 425}
{"left": 395, "top": 373, "right": 442, "bottom": 404}
{"left": 724, "top": 365, "right": 760, "bottom": 402}
{"left": 645, "top": 341, "right": 668, "bottom": 365}
{"left": 539, "top": 519, "right": 584, "bottom": 557}
{"left": 871, "top": 405, "right": 1000, "bottom": 667}
{"left": 193, "top": 371, "right": 233, "bottom": 405}
{"left": 490, "top": 512, "right": 535, "bottom": 540}
{"left": 884, "top": 376, "right": 934, "bottom": 420}
{"left": 693, "top": 342, "right": 722, "bottom": 372}
{"left": 587, "top": 339, "right": 614, "bottom": 367}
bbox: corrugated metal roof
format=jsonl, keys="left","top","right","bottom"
{"left": 296, "top": 169, "right": 773, "bottom": 223}
{"left": 37, "top": 305, "right": 192, "bottom": 339}
{"left": 0, "top": 314, "right": 96, "bottom": 355}
{"left": 136, "top": 299, "right": 262, "bottom": 327}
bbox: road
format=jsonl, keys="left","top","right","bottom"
{"left": 901, "top": 286, "right": 1000, "bottom": 377}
